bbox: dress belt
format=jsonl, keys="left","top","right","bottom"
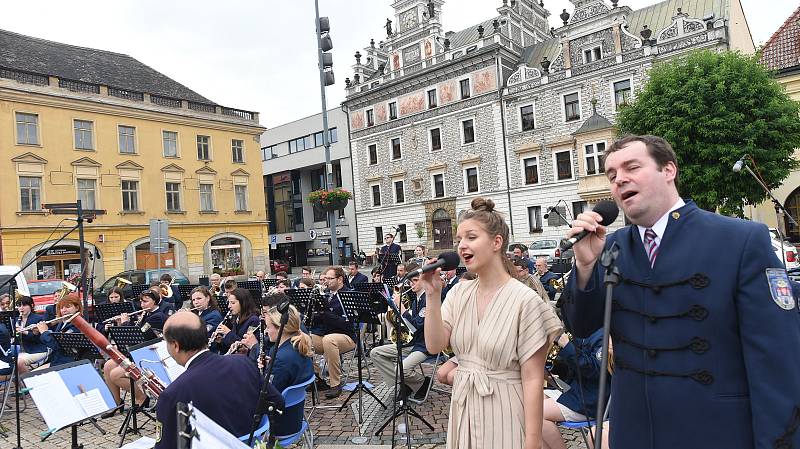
{"left": 453, "top": 354, "right": 521, "bottom": 407}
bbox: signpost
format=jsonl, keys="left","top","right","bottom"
{"left": 149, "top": 219, "right": 169, "bottom": 280}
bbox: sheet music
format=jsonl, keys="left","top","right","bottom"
{"left": 74, "top": 388, "right": 107, "bottom": 417}
{"left": 0, "top": 360, "right": 9, "bottom": 370}
{"left": 23, "top": 371, "right": 84, "bottom": 431}
{"left": 189, "top": 403, "right": 251, "bottom": 449}
{"left": 118, "top": 436, "right": 157, "bottom": 449}
{"left": 152, "top": 341, "right": 186, "bottom": 381}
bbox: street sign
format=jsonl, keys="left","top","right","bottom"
{"left": 149, "top": 219, "right": 169, "bottom": 254}
{"left": 308, "top": 230, "right": 317, "bottom": 240}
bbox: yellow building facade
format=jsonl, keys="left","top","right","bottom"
{"left": 0, "top": 29, "right": 268, "bottom": 284}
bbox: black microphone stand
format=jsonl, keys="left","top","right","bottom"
{"left": 737, "top": 158, "right": 798, "bottom": 265}
{"left": 246, "top": 299, "right": 290, "bottom": 448}
{"left": 594, "top": 243, "right": 620, "bottom": 449}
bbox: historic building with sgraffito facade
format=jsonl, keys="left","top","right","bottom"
{"left": 0, "top": 29, "right": 268, "bottom": 283}
{"left": 344, "top": 0, "right": 754, "bottom": 254}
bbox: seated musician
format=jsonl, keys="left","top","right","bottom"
{"left": 274, "top": 271, "right": 288, "bottom": 281}
{"left": 393, "top": 263, "right": 408, "bottom": 286}
{"left": 36, "top": 294, "right": 82, "bottom": 369}
{"left": 345, "top": 260, "right": 368, "bottom": 289}
{"left": 15, "top": 296, "right": 48, "bottom": 374}
{"left": 0, "top": 293, "right": 11, "bottom": 311}
{"left": 276, "top": 279, "right": 291, "bottom": 294}
{"left": 292, "top": 266, "right": 313, "bottom": 288}
{"left": 97, "top": 287, "right": 136, "bottom": 334}
{"left": 542, "top": 328, "right": 610, "bottom": 449}
{"left": 102, "top": 290, "right": 167, "bottom": 413}
{"left": 371, "top": 267, "right": 383, "bottom": 284}
{"left": 223, "top": 278, "right": 237, "bottom": 298}
{"left": 511, "top": 256, "right": 549, "bottom": 302}
{"left": 297, "top": 278, "right": 315, "bottom": 289}
{"left": 155, "top": 311, "right": 283, "bottom": 449}
{"left": 190, "top": 286, "right": 222, "bottom": 337}
{"left": 261, "top": 300, "right": 313, "bottom": 436}
{"left": 370, "top": 264, "right": 433, "bottom": 401}
{"left": 0, "top": 319, "right": 12, "bottom": 379}
{"left": 158, "top": 273, "right": 181, "bottom": 309}
{"left": 309, "top": 266, "right": 356, "bottom": 399}
{"left": 215, "top": 288, "right": 260, "bottom": 354}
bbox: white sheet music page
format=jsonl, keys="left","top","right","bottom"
{"left": 118, "top": 436, "right": 157, "bottom": 449}
{"left": 74, "top": 388, "right": 108, "bottom": 417}
{"left": 154, "top": 340, "right": 186, "bottom": 381}
{"left": 189, "top": 403, "right": 251, "bottom": 449}
{"left": 23, "top": 371, "right": 85, "bottom": 431}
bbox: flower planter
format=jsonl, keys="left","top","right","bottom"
{"left": 314, "top": 197, "right": 348, "bottom": 212}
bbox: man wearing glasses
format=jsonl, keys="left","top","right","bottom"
{"left": 378, "top": 233, "right": 403, "bottom": 279}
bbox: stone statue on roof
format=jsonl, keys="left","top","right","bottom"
{"left": 427, "top": 1, "right": 436, "bottom": 20}
{"left": 386, "top": 18, "right": 393, "bottom": 37}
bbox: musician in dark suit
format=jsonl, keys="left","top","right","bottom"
{"left": 36, "top": 294, "right": 82, "bottom": 368}
{"left": 441, "top": 266, "right": 460, "bottom": 299}
{"left": 15, "top": 296, "right": 48, "bottom": 374}
{"left": 158, "top": 273, "right": 181, "bottom": 309}
{"left": 190, "top": 286, "right": 223, "bottom": 337}
{"left": 309, "top": 266, "right": 356, "bottom": 398}
{"left": 155, "top": 311, "right": 283, "bottom": 449}
{"left": 345, "top": 260, "right": 369, "bottom": 289}
{"left": 564, "top": 135, "right": 800, "bottom": 449}
{"left": 216, "top": 288, "right": 260, "bottom": 354}
{"left": 0, "top": 320, "right": 10, "bottom": 378}
{"left": 378, "top": 233, "right": 402, "bottom": 279}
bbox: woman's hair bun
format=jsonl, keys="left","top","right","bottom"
{"left": 470, "top": 197, "right": 495, "bottom": 213}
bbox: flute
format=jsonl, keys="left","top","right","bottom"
{"left": 103, "top": 308, "right": 147, "bottom": 324}
{"left": 18, "top": 312, "right": 79, "bottom": 332}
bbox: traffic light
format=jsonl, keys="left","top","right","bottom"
{"left": 318, "top": 16, "right": 335, "bottom": 86}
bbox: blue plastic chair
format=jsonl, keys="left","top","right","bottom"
{"left": 558, "top": 420, "right": 597, "bottom": 449}
{"left": 238, "top": 374, "right": 315, "bottom": 448}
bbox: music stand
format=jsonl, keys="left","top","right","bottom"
{"left": 106, "top": 326, "right": 152, "bottom": 445}
{"left": 355, "top": 282, "right": 391, "bottom": 349}
{"left": 129, "top": 338, "right": 184, "bottom": 387}
{"left": 286, "top": 288, "right": 312, "bottom": 316}
{"left": 237, "top": 280, "right": 262, "bottom": 291}
{"left": 338, "top": 291, "right": 386, "bottom": 423}
{"left": 21, "top": 359, "right": 115, "bottom": 449}
{"left": 94, "top": 302, "right": 135, "bottom": 324}
{"left": 263, "top": 279, "right": 278, "bottom": 288}
{"left": 456, "top": 266, "right": 467, "bottom": 276}
{"left": 177, "top": 284, "right": 198, "bottom": 300}
{"left": 0, "top": 311, "right": 18, "bottom": 336}
{"left": 216, "top": 294, "right": 229, "bottom": 315}
{"left": 248, "top": 289, "right": 263, "bottom": 305}
{"left": 51, "top": 332, "right": 101, "bottom": 362}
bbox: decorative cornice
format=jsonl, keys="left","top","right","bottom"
{"left": 513, "top": 143, "right": 541, "bottom": 156}
{"left": 389, "top": 170, "right": 407, "bottom": 178}
{"left": 365, "top": 174, "right": 383, "bottom": 182}
{"left": 230, "top": 168, "right": 250, "bottom": 177}
{"left": 161, "top": 163, "right": 185, "bottom": 173}
{"left": 115, "top": 160, "right": 143, "bottom": 170}
{"left": 195, "top": 166, "right": 217, "bottom": 175}
{"left": 458, "top": 153, "right": 481, "bottom": 165}
{"left": 12, "top": 152, "right": 47, "bottom": 164}
{"left": 71, "top": 156, "right": 101, "bottom": 167}
{"left": 426, "top": 161, "right": 447, "bottom": 171}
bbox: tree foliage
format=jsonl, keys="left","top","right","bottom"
{"left": 616, "top": 50, "right": 800, "bottom": 216}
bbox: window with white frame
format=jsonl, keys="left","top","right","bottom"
{"left": 528, "top": 206, "right": 542, "bottom": 232}
{"left": 613, "top": 79, "right": 632, "bottom": 109}
{"left": 77, "top": 179, "right": 97, "bottom": 210}
{"left": 16, "top": 113, "right": 39, "bottom": 145}
{"left": 163, "top": 131, "right": 178, "bottom": 157}
{"left": 234, "top": 185, "right": 248, "bottom": 211}
{"left": 464, "top": 166, "right": 479, "bottom": 193}
{"left": 119, "top": 125, "right": 136, "bottom": 153}
{"left": 554, "top": 150, "right": 573, "bottom": 181}
{"left": 74, "top": 120, "right": 94, "bottom": 150}
{"left": 199, "top": 183, "right": 214, "bottom": 211}
{"left": 391, "top": 137, "right": 402, "bottom": 160}
{"left": 564, "top": 92, "right": 581, "bottom": 122}
{"left": 368, "top": 144, "right": 378, "bottom": 165}
{"left": 314, "top": 132, "right": 324, "bottom": 147}
{"left": 232, "top": 139, "right": 244, "bottom": 163}
{"left": 585, "top": 142, "right": 606, "bottom": 175}
{"left": 375, "top": 226, "right": 384, "bottom": 244}
{"left": 522, "top": 156, "right": 539, "bottom": 185}
{"left": 583, "top": 46, "right": 602, "bottom": 63}
{"left": 393, "top": 179, "right": 405, "bottom": 204}
{"left": 427, "top": 89, "right": 438, "bottom": 108}
{"left": 429, "top": 128, "right": 442, "bottom": 151}
{"left": 461, "top": 119, "right": 475, "bottom": 145}
{"left": 121, "top": 180, "right": 139, "bottom": 212}
{"left": 432, "top": 173, "right": 445, "bottom": 198}
{"left": 166, "top": 182, "right": 181, "bottom": 211}
{"left": 371, "top": 183, "right": 382, "bottom": 207}
{"left": 520, "top": 104, "right": 535, "bottom": 131}
{"left": 572, "top": 200, "right": 587, "bottom": 218}
{"left": 329, "top": 127, "right": 338, "bottom": 143}
{"left": 366, "top": 109, "right": 375, "bottom": 127}
{"left": 19, "top": 176, "right": 42, "bottom": 211}
{"left": 389, "top": 102, "right": 398, "bottom": 120}
{"left": 197, "top": 135, "right": 211, "bottom": 160}
{"left": 460, "top": 78, "right": 471, "bottom": 99}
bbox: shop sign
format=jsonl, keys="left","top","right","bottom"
{"left": 44, "top": 247, "right": 80, "bottom": 257}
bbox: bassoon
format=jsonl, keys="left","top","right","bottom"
{"left": 69, "top": 313, "right": 166, "bottom": 399}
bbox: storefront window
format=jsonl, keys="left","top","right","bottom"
{"left": 35, "top": 246, "right": 82, "bottom": 280}
{"left": 211, "top": 238, "right": 243, "bottom": 276}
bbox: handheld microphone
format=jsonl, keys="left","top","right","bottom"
{"left": 732, "top": 155, "right": 748, "bottom": 172}
{"left": 403, "top": 251, "right": 460, "bottom": 280}
{"left": 559, "top": 200, "right": 619, "bottom": 251}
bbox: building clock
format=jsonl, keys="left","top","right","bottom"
{"left": 400, "top": 8, "right": 418, "bottom": 31}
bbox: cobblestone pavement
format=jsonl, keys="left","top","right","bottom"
{"left": 1, "top": 356, "right": 587, "bottom": 448}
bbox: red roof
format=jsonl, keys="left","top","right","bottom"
{"left": 759, "top": 5, "right": 800, "bottom": 72}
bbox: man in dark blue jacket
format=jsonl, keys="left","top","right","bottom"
{"left": 369, "top": 269, "right": 431, "bottom": 401}
{"left": 345, "top": 260, "right": 369, "bottom": 289}
{"left": 563, "top": 135, "right": 800, "bottom": 449}
{"left": 378, "top": 234, "right": 402, "bottom": 278}
{"left": 155, "top": 311, "right": 283, "bottom": 449}
{"left": 535, "top": 257, "right": 559, "bottom": 300}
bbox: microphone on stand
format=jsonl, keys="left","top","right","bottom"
{"left": 732, "top": 155, "right": 748, "bottom": 172}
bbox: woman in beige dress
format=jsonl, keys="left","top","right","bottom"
{"left": 421, "top": 198, "right": 562, "bottom": 449}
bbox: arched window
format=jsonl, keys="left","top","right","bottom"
{"left": 211, "top": 238, "right": 243, "bottom": 276}
{"left": 784, "top": 187, "right": 800, "bottom": 242}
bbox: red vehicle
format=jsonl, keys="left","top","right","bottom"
{"left": 28, "top": 279, "right": 89, "bottom": 313}
{"left": 269, "top": 259, "right": 290, "bottom": 274}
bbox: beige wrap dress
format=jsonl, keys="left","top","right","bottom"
{"left": 441, "top": 277, "right": 561, "bottom": 449}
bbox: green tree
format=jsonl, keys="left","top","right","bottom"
{"left": 616, "top": 50, "right": 800, "bottom": 216}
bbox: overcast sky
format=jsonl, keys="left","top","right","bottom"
{"left": 0, "top": 0, "right": 795, "bottom": 128}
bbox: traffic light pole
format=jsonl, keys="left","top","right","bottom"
{"left": 314, "top": 0, "right": 338, "bottom": 266}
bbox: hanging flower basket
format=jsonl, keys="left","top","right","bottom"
{"left": 308, "top": 188, "right": 352, "bottom": 211}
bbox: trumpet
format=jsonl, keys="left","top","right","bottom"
{"left": 548, "top": 269, "right": 571, "bottom": 293}
{"left": 160, "top": 282, "right": 174, "bottom": 298}
{"left": 115, "top": 277, "right": 132, "bottom": 289}
{"left": 56, "top": 281, "right": 78, "bottom": 302}
{"left": 103, "top": 308, "right": 149, "bottom": 324}
{"left": 18, "top": 312, "right": 79, "bottom": 332}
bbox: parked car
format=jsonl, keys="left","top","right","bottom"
{"left": 93, "top": 269, "right": 189, "bottom": 304}
{"left": 0, "top": 265, "right": 30, "bottom": 301}
{"left": 270, "top": 259, "right": 290, "bottom": 274}
{"left": 528, "top": 239, "right": 574, "bottom": 266}
{"left": 28, "top": 278, "right": 90, "bottom": 312}
{"left": 771, "top": 238, "right": 799, "bottom": 271}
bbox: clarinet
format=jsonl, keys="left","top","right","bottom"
{"left": 70, "top": 314, "right": 165, "bottom": 399}
{"left": 208, "top": 310, "right": 234, "bottom": 347}
{"left": 258, "top": 321, "right": 267, "bottom": 375}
